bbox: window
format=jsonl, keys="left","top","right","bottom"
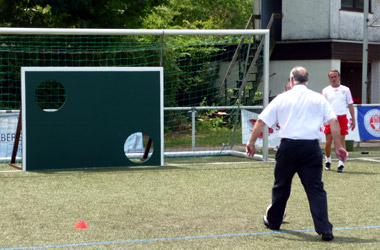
{"left": 341, "top": 0, "right": 369, "bottom": 11}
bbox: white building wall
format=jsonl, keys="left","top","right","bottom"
{"left": 329, "top": 0, "right": 340, "bottom": 38}
{"left": 259, "top": 0, "right": 380, "bottom": 103}
{"left": 282, "top": 0, "right": 379, "bottom": 42}
{"left": 282, "top": 0, "right": 330, "bottom": 40}
{"left": 262, "top": 60, "right": 341, "bottom": 97}
{"left": 338, "top": 10, "right": 365, "bottom": 41}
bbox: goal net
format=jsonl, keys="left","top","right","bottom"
{"left": 0, "top": 28, "right": 270, "bottom": 165}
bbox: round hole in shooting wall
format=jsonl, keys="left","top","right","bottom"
{"left": 124, "top": 132, "right": 154, "bottom": 163}
{"left": 35, "top": 81, "right": 66, "bottom": 112}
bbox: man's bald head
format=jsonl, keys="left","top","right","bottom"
{"left": 290, "top": 66, "right": 309, "bottom": 85}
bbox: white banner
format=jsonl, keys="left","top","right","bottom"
{"left": 341, "top": 107, "right": 360, "bottom": 142}
{"left": 241, "top": 108, "right": 360, "bottom": 147}
{"left": 0, "top": 112, "right": 21, "bottom": 160}
{"left": 241, "top": 109, "right": 281, "bottom": 147}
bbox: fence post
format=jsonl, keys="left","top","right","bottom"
{"left": 362, "top": 0, "right": 369, "bottom": 104}
{"left": 192, "top": 108, "right": 197, "bottom": 151}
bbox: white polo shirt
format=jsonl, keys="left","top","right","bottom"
{"left": 258, "top": 84, "right": 336, "bottom": 140}
{"left": 322, "top": 84, "right": 354, "bottom": 116}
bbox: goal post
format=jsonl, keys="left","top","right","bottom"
{"left": 0, "top": 28, "right": 270, "bottom": 168}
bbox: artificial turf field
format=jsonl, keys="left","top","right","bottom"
{"left": 0, "top": 146, "right": 379, "bottom": 249}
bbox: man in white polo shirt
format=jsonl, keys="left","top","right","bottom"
{"left": 322, "top": 69, "right": 356, "bottom": 173}
{"left": 246, "top": 66, "right": 348, "bottom": 241}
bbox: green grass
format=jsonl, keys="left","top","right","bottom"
{"left": 0, "top": 147, "right": 380, "bottom": 249}
{"left": 164, "top": 125, "right": 241, "bottom": 148}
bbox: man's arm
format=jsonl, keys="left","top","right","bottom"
{"left": 328, "top": 117, "right": 348, "bottom": 162}
{"left": 246, "top": 119, "right": 266, "bottom": 157}
{"left": 348, "top": 103, "right": 356, "bottom": 130}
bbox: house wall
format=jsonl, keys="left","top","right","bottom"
{"left": 256, "top": 0, "right": 380, "bottom": 104}
{"left": 265, "top": 59, "right": 380, "bottom": 104}
{"left": 260, "top": 60, "right": 341, "bottom": 97}
{"left": 282, "top": 0, "right": 380, "bottom": 42}
{"left": 282, "top": 0, "right": 331, "bottom": 40}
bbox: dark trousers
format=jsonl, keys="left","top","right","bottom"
{"left": 267, "top": 139, "right": 333, "bottom": 234}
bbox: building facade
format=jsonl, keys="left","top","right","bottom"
{"left": 255, "top": 0, "right": 380, "bottom": 103}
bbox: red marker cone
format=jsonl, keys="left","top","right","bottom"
{"left": 74, "top": 220, "right": 89, "bottom": 229}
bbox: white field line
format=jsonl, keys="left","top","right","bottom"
{"left": 166, "top": 159, "right": 276, "bottom": 167}
{"left": 167, "top": 156, "right": 380, "bottom": 167}
{"left": 348, "top": 157, "right": 380, "bottom": 163}
{"left": 0, "top": 170, "right": 21, "bottom": 173}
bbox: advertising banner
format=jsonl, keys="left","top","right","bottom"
{"left": 0, "top": 112, "right": 21, "bottom": 160}
{"left": 241, "top": 109, "right": 281, "bottom": 147}
{"left": 357, "top": 106, "right": 380, "bottom": 140}
{"left": 242, "top": 107, "right": 360, "bottom": 147}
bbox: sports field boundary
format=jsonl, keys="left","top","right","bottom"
{"left": 1, "top": 225, "right": 379, "bottom": 250}
{"left": 2, "top": 155, "right": 380, "bottom": 173}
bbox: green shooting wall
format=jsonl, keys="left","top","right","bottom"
{"left": 22, "top": 67, "right": 163, "bottom": 171}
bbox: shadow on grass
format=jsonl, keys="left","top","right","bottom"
{"left": 0, "top": 165, "right": 186, "bottom": 178}
{"left": 39, "top": 165, "right": 185, "bottom": 174}
{"left": 325, "top": 170, "right": 380, "bottom": 175}
{"left": 39, "top": 164, "right": 270, "bottom": 174}
{"left": 0, "top": 163, "right": 271, "bottom": 178}
{"left": 274, "top": 231, "right": 379, "bottom": 244}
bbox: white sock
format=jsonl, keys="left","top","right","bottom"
{"left": 338, "top": 160, "right": 344, "bottom": 167}
{"left": 325, "top": 157, "right": 331, "bottom": 163}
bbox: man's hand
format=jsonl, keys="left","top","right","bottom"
{"left": 246, "top": 143, "right": 256, "bottom": 157}
{"left": 246, "top": 119, "right": 266, "bottom": 157}
{"left": 348, "top": 104, "right": 356, "bottom": 131}
{"left": 350, "top": 119, "right": 356, "bottom": 131}
{"left": 335, "top": 147, "right": 348, "bottom": 163}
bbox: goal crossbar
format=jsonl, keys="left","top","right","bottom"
{"left": 0, "top": 28, "right": 269, "bottom": 36}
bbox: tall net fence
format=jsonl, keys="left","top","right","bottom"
{"left": 369, "top": 0, "right": 380, "bottom": 31}
{"left": 370, "top": 0, "right": 380, "bottom": 23}
{"left": 0, "top": 30, "right": 267, "bottom": 163}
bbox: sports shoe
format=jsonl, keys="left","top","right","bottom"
{"left": 337, "top": 165, "right": 344, "bottom": 173}
{"left": 321, "top": 233, "right": 334, "bottom": 241}
{"left": 263, "top": 216, "right": 280, "bottom": 230}
{"left": 325, "top": 162, "right": 331, "bottom": 171}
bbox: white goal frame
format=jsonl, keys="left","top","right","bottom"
{"left": 0, "top": 28, "right": 271, "bottom": 162}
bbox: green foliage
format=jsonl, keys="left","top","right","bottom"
{"left": 0, "top": 0, "right": 251, "bottom": 29}
{"left": 254, "top": 91, "right": 263, "bottom": 99}
{"left": 143, "top": 0, "right": 252, "bottom": 29}
{"left": 0, "top": 0, "right": 167, "bottom": 28}
{"left": 34, "top": 81, "right": 66, "bottom": 110}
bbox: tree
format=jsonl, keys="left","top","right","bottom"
{"left": 142, "top": 0, "right": 253, "bottom": 29}
{"left": 141, "top": 0, "right": 254, "bottom": 109}
{"left": 0, "top": 0, "right": 167, "bottom": 28}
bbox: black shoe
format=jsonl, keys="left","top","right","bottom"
{"left": 263, "top": 216, "right": 280, "bottom": 230}
{"left": 337, "top": 165, "right": 344, "bottom": 173}
{"left": 325, "top": 162, "right": 331, "bottom": 171}
{"left": 321, "top": 233, "right": 334, "bottom": 241}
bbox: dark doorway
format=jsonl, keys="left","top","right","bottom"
{"left": 260, "top": 0, "right": 282, "bottom": 41}
{"left": 341, "top": 62, "right": 365, "bottom": 104}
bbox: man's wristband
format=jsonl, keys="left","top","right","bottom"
{"left": 247, "top": 142, "right": 255, "bottom": 147}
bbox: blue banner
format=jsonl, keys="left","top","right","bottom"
{"left": 357, "top": 106, "right": 380, "bottom": 140}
